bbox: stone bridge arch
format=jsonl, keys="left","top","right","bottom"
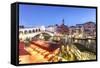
{"left": 33, "top": 31, "right": 54, "bottom": 38}
{"left": 19, "top": 31, "right": 54, "bottom": 41}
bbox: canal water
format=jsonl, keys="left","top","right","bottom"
{"left": 58, "top": 37, "right": 96, "bottom": 61}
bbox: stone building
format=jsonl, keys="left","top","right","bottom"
{"left": 83, "top": 21, "right": 96, "bottom": 37}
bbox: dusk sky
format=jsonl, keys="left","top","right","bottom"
{"left": 19, "top": 4, "right": 96, "bottom": 27}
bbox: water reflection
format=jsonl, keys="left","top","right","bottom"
{"left": 58, "top": 37, "right": 96, "bottom": 61}
{"left": 33, "top": 34, "right": 96, "bottom": 61}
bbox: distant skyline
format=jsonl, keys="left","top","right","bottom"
{"left": 19, "top": 4, "right": 96, "bottom": 27}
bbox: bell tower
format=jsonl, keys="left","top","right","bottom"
{"left": 62, "top": 19, "right": 65, "bottom": 25}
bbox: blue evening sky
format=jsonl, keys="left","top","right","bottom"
{"left": 19, "top": 4, "right": 96, "bottom": 27}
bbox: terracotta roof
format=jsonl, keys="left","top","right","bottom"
{"left": 31, "top": 40, "right": 60, "bottom": 52}
{"left": 84, "top": 21, "right": 95, "bottom": 25}
{"left": 19, "top": 42, "right": 30, "bottom": 55}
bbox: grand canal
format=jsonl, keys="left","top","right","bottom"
{"left": 19, "top": 33, "right": 96, "bottom": 64}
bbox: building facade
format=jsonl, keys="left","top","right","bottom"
{"left": 83, "top": 22, "right": 96, "bottom": 37}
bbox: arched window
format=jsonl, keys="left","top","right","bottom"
{"left": 24, "top": 30, "right": 27, "bottom": 34}
{"left": 29, "top": 30, "right": 31, "bottom": 33}
{"left": 33, "top": 29, "right": 35, "bottom": 33}
{"left": 36, "top": 29, "right": 37, "bottom": 32}
{"left": 38, "top": 29, "right": 40, "bottom": 32}
{"left": 37, "top": 29, "right": 40, "bottom": 32}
